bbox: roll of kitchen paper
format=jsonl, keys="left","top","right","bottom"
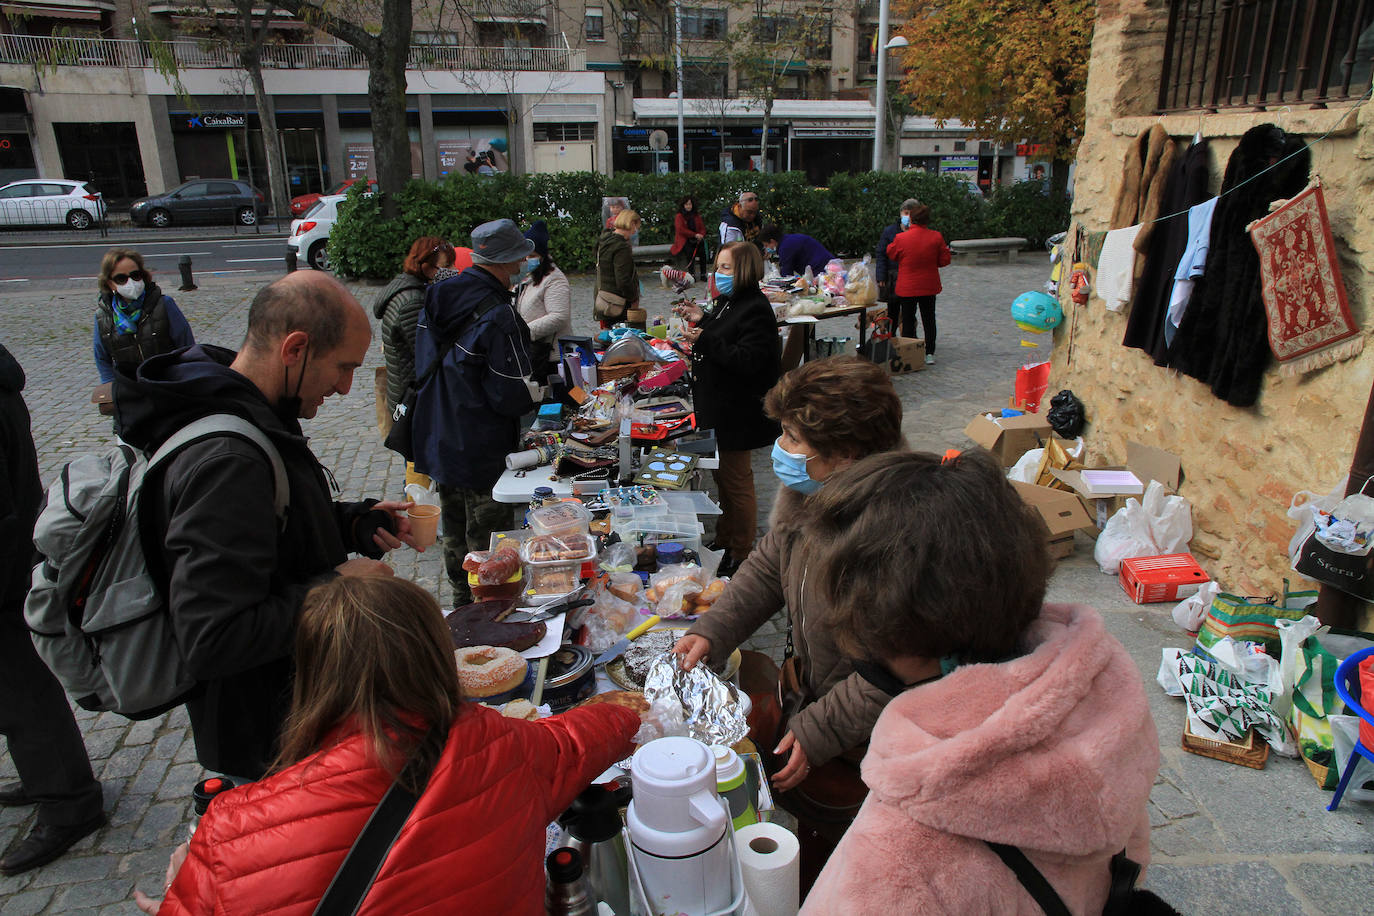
{"left": 505, "top": 447, "right": 544, "bottom": 470}
{"left": 735, "top": 822, "right": 800, "bottom": 916}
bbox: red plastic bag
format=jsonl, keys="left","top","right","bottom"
{"left": 1014, "top": 360, "right": 1052, "bottom": 412}
{"left": 1360, "top": 655, "right": 1374, "bottom": 749}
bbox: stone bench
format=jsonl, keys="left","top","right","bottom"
{"left": 633, "top": 243, "right": 673, "bottom": 264}
{"left": 950, "top": 237, "right": 1029, "bottom": 263}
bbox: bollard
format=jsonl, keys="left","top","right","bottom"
{"left": 285, "top": 249, "right": 297, "bottom": 273}
{"left": 178, "top": 255, "right": 197, "bottom": 291}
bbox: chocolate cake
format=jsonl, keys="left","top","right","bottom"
{"left": 446, "top": 600, "right": 546, "bottom": 652}
{"left": 621, "top": 630, "right": 677, "bottom": 687}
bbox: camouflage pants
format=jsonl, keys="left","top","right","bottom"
{"left": 438, "top": 483, "right": 516, "bottom": 605}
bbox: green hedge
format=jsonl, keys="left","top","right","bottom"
{"left": 328, "top": 171, "right": 1066, "bottom": 280}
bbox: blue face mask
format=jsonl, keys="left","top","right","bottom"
{"left": 524, "top": 256, "right": 540, "bottom": 275}
{"left": 713, "top": 271, "right": 734, "bottom": 296}
{"left": 900, "top": 214, "right": 911, "bottom": 228}
{"left": 771, "top": 439, "right": 823, "bottom": 494}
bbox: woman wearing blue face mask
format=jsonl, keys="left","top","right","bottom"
{"left": 515, "top": 220, "right": 570, "bottom": 375}
{"left": 873, "top": 198, "right": 921, "bottom": 307}
{"left": 673, "top": 241, "right": 781, "bottom": 576}
{"left": 672, "top": 356, "right": 903, "bottom": 895}
{"left": 93, "top": 248, "right": 195, "bottom": 384}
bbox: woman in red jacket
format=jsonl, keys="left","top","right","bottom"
{"left": 885, "top": 204, "right": 951, "bottom": 365}
{"left": 135, "top": 576, "right": 640, "bottom": 916}
{"left": 670, "top": 194, "right": 707, "bottom": 274}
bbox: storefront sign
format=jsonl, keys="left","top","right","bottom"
{"left": 437, "top": 139, "right": 473, "bottom": 175}
{"left": 939, "top": 156, "right": 978, "bottom": 174}
{"left": 1016, "top": 143, "right": 1050, "bottom": 157}
{"left": 346, "top": 142, "right": 374, "bottom": 181}
{"left": 186, "top": 113, "right": 246, "bottom": 129}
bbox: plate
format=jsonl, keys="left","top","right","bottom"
{"left": 605, "top": 625, "right": 742, "bottom": 690}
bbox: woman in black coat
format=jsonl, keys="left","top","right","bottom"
{"left": 675, "top": 241, "right": 782, "bottom": 573}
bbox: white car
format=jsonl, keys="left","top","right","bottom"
{"left": 287, "top": 194, "right": 346, "bottom": 270}
{"left": 0, "top": 179, "right": 107, "bottom": 229}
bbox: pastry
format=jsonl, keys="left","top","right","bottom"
{"left": 500, "top": 699, "right": 541, "bottom": 720}
{"left": 621, "top": 630, "right": 677, "bottom": 687}
{"left": 446, "top": 601, "right": 546, "bottom": 652}
{"left": 455, "top": 645, "right": 528, "bottom": 698}
{"left": 578, "top": 690, "right": 649, "bottom": 716}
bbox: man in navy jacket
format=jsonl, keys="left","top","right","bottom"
{"left": 758, "top": 225, "right": 835, "bottom": 277}
{"left": 413, "top": 219, "right": 541, "bottom": 602}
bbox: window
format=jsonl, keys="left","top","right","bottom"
{"left": 177, "top": 182, "right": 210, "bottom": 198}
{"left": 682, "top": 7, "right": 727, "bottom": 40}
{"left": 534, "top": 122, "right": 597, "bottom": 142}
{"left": 953, "top": 141, "right": 966, "bottom": 152}
{"left": 585, "top": 6, "right": 604, "bottom": 41}
{"left": 208, "top": 181, "right": 242, "bottom": 195}
{"left": 683, "top": 64, "right": 729, "bottom": 97}
{"left": 0, "top": 184, "right": 34, "bottom": 199}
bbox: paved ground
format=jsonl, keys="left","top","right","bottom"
{"left": 0, "top": 259, "right": 1370, "bottom": 914}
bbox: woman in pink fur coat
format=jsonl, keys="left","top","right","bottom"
{"left": 799, "top": 450, "right": 1160, "bottom": 914}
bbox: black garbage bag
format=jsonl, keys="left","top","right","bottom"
{"left": 1047, "top": 390, "right": 1085, "bottom": 438}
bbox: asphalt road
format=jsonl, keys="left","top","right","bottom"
{"left": 0, "top": 233, "right": 292, "bottom": 288}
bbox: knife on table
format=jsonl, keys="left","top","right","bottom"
{"left": 594, "top": 615, "right": 662, "bottom": 666}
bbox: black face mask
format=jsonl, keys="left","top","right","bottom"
{"left": 852, "top": 658, "right": 944, "bottom": 697}
{"left": 276, "top": 346, "right": 309, "bottom": 425}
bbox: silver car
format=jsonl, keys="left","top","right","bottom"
{"left": 0, "top": 179, "right": 107, "bottom": 230}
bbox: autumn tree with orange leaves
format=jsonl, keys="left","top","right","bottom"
{"left": 891, "top": 0, "right": 1095, "bottom": 200}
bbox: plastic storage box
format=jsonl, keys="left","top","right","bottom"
{"left": 521, "top": 533, "right": 597, "bottom": 598}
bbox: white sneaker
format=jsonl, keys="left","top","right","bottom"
{"left": 925, "top": 354, "right": 936, "bottom": 365}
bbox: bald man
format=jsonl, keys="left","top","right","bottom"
{"left": 112, "top": 272, "right": 415, "bottom": 778}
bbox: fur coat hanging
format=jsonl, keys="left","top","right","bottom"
{"left": 1167, "top": 124, "right": 1310, "bottom": 407}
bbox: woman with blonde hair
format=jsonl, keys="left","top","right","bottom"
{"left": 135, "top": 576, "right": 640, "bottom": 915}
{"left": 93, "top": 248, "right": 195, "bottom": 382}
{"left": 594, "top": 208, "right": 641, "bottom": 328}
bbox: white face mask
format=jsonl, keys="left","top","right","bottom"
{"left": 115, "top": 278, "right": 145, "bottom": 301}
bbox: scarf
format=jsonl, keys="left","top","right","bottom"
{"left": 112, "top": 294, "right": 145, "bottom": 335}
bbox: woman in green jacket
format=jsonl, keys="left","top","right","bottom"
{"left": 594, "top": 209, "right": 640, "bottom": 328}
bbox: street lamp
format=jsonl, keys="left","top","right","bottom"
{"left": 873, "top": 21, "right": 910, "bottom": 173}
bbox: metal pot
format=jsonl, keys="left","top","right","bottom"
{"left": 543, "top": 645, "right": 596, "bottom": 712}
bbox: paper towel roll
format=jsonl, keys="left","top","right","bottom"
{"left": 735, "top": 822, "right": 800, "bottom": 916}
{"left": 505, "top": 447, "right": 546, "bottom": 470}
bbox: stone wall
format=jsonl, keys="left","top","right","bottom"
{"left": 1055, "top": 0, "right": 1374, "bottom": 628}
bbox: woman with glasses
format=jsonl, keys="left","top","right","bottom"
{"left": 93, "top": 248, "right": 195, "bottom": 383}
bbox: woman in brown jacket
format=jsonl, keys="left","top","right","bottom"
{"left": 672, "top": 356, "right": 904, "bottom": 894}
{"left": 594, "top": 209, "right": 641, "bottom": 329}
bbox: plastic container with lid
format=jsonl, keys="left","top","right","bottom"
{"left": 529, "top": 500, "right": 592, "bottom": 537}
{"left": 522, "top": 533, "right": 598, "bottom": 598}
{"left": 710, "top": 745, "right": 758, "bottom": 830}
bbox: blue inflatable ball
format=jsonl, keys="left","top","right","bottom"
{"left": 1011, "top": 290, "right": 1064, "bottom": 333}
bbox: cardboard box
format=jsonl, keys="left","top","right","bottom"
{"left": 964, "top": 410, "right": 1053, "bottom": 466}
{"left": 1049, "top": 441, "right": 1182, "bottom": 532}
{"left": 1012, "top": 481, "right": 1095, "bottom": 559}
{"left": 1119, "top": 554, "right": 1210, "bottom": 603}
{"left": 887, "top": 336, "right": 927, "bottom": 374}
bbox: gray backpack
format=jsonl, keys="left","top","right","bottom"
{"left": 24, "top": 414, "right": 289, "bottom": 720}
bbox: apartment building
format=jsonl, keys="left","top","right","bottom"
{"left": 0, "top": 0, "right": 1020, "bottom": 204}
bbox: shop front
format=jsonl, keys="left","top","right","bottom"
{"left": 612, "top": 125, "right": 785, "bottom": 175}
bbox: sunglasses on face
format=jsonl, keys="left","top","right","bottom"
{"left": 112, "top": 270, "right": 147, "bottom": 284}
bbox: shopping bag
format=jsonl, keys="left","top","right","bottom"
{"left": 1291, "top": 476, "right": 1374, "bottom": 599}
{"left": 1289, "top": 627, "right": 1374, "bottom": 788}
{"left": 1195, "top": 584, "right": 1318, "bottom": 658}
{"left": 1013, "top": 360, "right": 1051, "bottom": 412}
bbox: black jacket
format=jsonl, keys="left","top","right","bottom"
{"left": 874, "top": 222, "right": 901, "bottom": 295}
{"left": 691, "top": 288, "right": 782, "bottom": 451}
{"left": 0, "top": 344, "right": 41, "bottom": 615}
{"left": 374, "top": 272, "right": 427, "bottom": 414}
{"left": 113, "top": 345, "right": 388, "bottom": 777}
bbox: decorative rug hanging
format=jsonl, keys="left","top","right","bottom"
{"left": 1248, "top": 179, "right": 1362, "bottom": 375}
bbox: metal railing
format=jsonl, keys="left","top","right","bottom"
{"left": 1158, "top": 0, "right": 1373, "bottom": 111}
{"left": 0, "top": 196, "right": 108, "bottom": 235}
{"left": 0, "top": 32, "right": 583, "bottom": 72}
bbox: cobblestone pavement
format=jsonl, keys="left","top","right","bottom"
{"left": 2, "top": 259, "right": 1371, "bottom": 914}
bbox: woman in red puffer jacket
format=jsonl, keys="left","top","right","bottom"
{"left": 885, "top": 204, "right": 951, "bottom": 365}
{"left": 135, "top": 577, "right": 640, "bottom": 916}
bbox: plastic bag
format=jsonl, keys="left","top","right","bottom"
{"left": 1007, "top": 448, "right": 1044, "bottom": 484}
{"left": 844, "top": 255, "right": 877, "bottom": 307}
{"left": 1287, "top": 476, "right": 1348, "bottom": 560}
{"left": 1274, "top": 615, "right": 1325, "bottom": 719}
{"left": 821, "top": 259, "right": 847, "bottom": 296}
{"left": 1014, "top": 360, "right": 1052, "bottom": 412}
{"left": 646, "top": 564, "right": 708, "bottom": 618}
{"left": 1172, "top": 580, "right": 1221, "bottom": 633}
{"left": 1093, "top": 480, "right": 1192, "bottom": 574}
{"left": 1046, "top": 389, "right": 1086, "bottom": 438}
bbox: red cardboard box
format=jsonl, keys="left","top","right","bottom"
{"left": 1119, "top": 554, "right": 1210, "bottom": 604}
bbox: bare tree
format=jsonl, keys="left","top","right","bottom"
{"left": 273, "top": 0, "right": 414, "bottom": 218}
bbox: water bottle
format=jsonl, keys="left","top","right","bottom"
{"left": 189, "top": 776, "right": 234, "bottom": 839}
{"left": 711, "top": 745, "right": 758, "bottom": 831}
{"left": 545, "top": 846, "right": 596, "bottom": 916}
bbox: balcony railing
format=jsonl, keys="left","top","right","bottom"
{"left": 0, "top": 32, "right": 584, "bottom": 71}
{"left": 1158, "top": 0, "right": 1373, "bottom": 112}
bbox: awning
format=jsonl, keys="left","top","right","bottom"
{"left": 2, "top": 1, "right": 107, "bottom": 20}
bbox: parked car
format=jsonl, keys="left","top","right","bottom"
{"left": 287, "top": 194, "right": 345, "bottom": 271}
{"left": 130, "top": 180, "right": 266, "bottom": 228}
{"left": 0, "top": 179, "right": 106, "bottom": 230}
{"left": 290, "top": 178, "right": 375, "bottom": 217}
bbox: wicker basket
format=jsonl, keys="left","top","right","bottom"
{"left": 596, "top": 360, "right": 654, "bottom": 384}
{"left": 1181, "top": 719, "right": 1269, "bottom": 769}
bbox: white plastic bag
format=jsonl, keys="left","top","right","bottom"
{"left": 1287, "top": 476, "right": 1347, "bottom": 560}
{"left": 1157, "top": 648, "right": 1186, "bottom": 696}
{"left": 1206, "top": 636, "right": 1283, "bottom": 695}
{"left": 1007, "top": 448, "right": 1044, "bottom": 484}
{"left": 1093, "top": 480, "right": 1193, "bottom": 574}
{"left": 1172, "top": 580, "right": 1220, "bottom": 632}
{"left": 1273, "top": 615, "right": 1326, "bottom": 719}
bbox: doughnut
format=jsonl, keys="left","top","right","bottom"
{"left": 455, "top": 645, "right": 528, "bottom": 698}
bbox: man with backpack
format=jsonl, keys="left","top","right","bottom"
{"left": 110, "top": 272, "right": 414, "bottom": 779}
{"left": 0, "top": 343, "right": 104, "bottom": 875}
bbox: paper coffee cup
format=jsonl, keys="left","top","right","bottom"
{"left": 407, "top": 504, "right": 441, "bottom": 549}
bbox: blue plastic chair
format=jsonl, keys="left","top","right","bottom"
{"left": 1327, "top": 646, "right": 1374, "bottom": 812}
